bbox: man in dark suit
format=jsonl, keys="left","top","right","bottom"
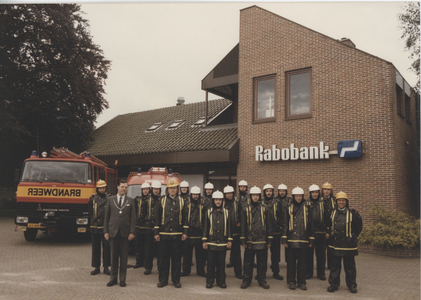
{"left": 104, "top": 179, "right": 136, "bottom": 287}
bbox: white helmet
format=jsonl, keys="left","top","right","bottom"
{"left": 292, "top": 186, "right": 304, "bottom": 195}
{"left": 238, "top": 180, "right": 248, "bottom": 186}
{"left": 278, "top": 184, "right": 287, "bottom": 190}
{"left": 212, "top": 190, "right": 223, "bottom": 199}
{"left": 180, "top": 181, "right": 189, "bottom": 188}
{"left": 191, "top": 186, "right": 201, "bottom": 194}
{"left": 249, "top": 186, "right": 261, "bottom": 194}
{"left": 141, "top": 182, "right": 151, "bottom": 189}
{"left": 263, "top": 184, "right": 274, "bottom": 191}
{"left": 204, "top": 182, "right": 214, "bottom": 189}
{"left": 223, "top": 185, "right": 235, "bottom": 193}
{"left": 309, "top": 184, "right": 320, "bottom": 192}
{"left": 151, "top": 181, "right": 161, "bottom": 189}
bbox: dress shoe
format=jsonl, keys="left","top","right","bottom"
{"left": 197, "top": 271, "right": 207, "bottom": 277}
{"left": 144, "top": 269, "right": 151, "bottom": 275}
{"left": 103, "top": 267, "right": 110, "bottom": 275}
{"left": 327, "top": 285, "right": 338, "bottom": 292}
{"left": 157, "top": 282, "right": 168, "bottom": 288}
{"left": 133, "top": 263, "right": 143, "bottom": 269}
{"left": 120, "top": 281, "right": 126, "bottom": 287}
{"left": 349, "top": 286, "right": 358, "bottom": 293}
{"left": 226, "top": 262, "right": 233, "bottom": 268}
{"left": 273, "top": 273, "right": 283, "bottom": 280}
{"left": 91, "top": 268, "right": 100, "bottom": 275}
{"left": 259, "top": 282, "right": 270, "bottom": 289}
{"left": 240, "top": 282, "right": 249, "bottom": 289}
{"left": 217, "top": 283, "right": 227, "bottom": 288}
{"left": 107, "top": 280, "right": 117, "bottom": 287}
{"left": 288, "top": 283, "right": 296, "bottom": 290}
{"left": 236, "top": 274, "right": 244, "bottom": 279}
{"left": 206, "top": 283, "right": 213, "bottom": 288}
{"left": 173, "top": 282, "right": 182, "bottom": 288}
{"left": 318, "top": 275, "right": 326, "bottom": 281}
{"left": 180, "top": 272, "right": 189, "bottom": 277}
{"left": 298, "top": 284, "right": 307, "bottom": 290}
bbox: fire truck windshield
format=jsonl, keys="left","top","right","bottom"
{"left": 21, "top": 161, "right": 92, "bottom": 184}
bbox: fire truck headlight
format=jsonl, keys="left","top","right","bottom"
{"left": 44, "top": 212, "right": 55, "bottom": 217}
{"left": 16, "top": 216, "right": 28, "bottom": 223}
{"left": 76, "top": 218, "right": 88, "bottom": 225}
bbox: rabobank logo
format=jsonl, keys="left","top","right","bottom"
{"left": 337, "top": 140, "right": 362, "bottom": 158}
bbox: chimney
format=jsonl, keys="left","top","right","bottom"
{"left": 177, "top": 97, "right": 185, "bottom": 106}
{"left": 339, "top": 37, "right": 356, "bottom": 48}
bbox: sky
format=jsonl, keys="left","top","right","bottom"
{"left": 77, "top": 2, "right": 418, "bottom": 128}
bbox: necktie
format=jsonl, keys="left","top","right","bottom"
{"left": 119, "top": 196, "right": 123, "bottom": 207}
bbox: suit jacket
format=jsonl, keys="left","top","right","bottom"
{"left": 104, "top": 195, "right": 136, "bottom": 238}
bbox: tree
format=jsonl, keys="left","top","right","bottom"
{"left": 398, "top": 2, "right": 420, "bottom": 92}
{"left": 0, "top": 4, "right": 111, "bottom": 186}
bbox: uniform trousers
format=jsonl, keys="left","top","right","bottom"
{"left": 287, "top": 247, "right": 307, "bottom": 285}
{"left": 243, "top": 248, "right": 268, "bottom": 284}
{"left": 109, "top": 231, "right": 129, "bottom": 283}
{"left": 230, "top": 235, "right": 242, "bottom": 277}
{"left": 269, "top": 234, "right": 281, "bottom": 274}
{"left": 91, "top": 232, "right": 110, "bottom": 268}
{"left": 328, "top": 255, "right": 357, "bottom": 288}
{"left": 135, "top": 231, "right": 156, "bottom": 270}
{"left": 306, "top": 238, "right": 326, "bottom": 278}
{"left": 206, "top": 250, "right": 226, "bottom": 285}
{"left": 135, "top": 229, "right": 145, "bottom": 267}
{"left": 182, "top": 238, "right": 206, "bottom": 275}
{"left": 158, "top": 238, "right": 182, "bottom": 284}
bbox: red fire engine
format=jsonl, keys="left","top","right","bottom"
{"left": 15, "top": 147, "right": 117, "bottom": 241}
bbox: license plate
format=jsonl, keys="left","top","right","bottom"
{"left": 18, "top": 226, "right": 27, "bottom": 231}
{"left": 27, "top": 223, "right": 46, "bottom": 229}
{"left": 77, "top": 228, "right": 86, "bottom": 233}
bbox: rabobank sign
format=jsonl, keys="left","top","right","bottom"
{"left": 255, "top": 140, "right": 362, "bottom": 162}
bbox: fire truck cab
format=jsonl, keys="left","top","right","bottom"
{"left": 126, "top": 167, "right": 182, "bottom": 198}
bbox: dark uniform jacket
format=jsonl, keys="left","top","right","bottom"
{"left": 323, "top": 195, "right": 336, "bottom": 215}
{"left": 307, "top": 197, "right": 329, "bottom": 239}
{"left": 223, "top": 196, "right": 242, "bottom": 237}
{"left": 154, "top": 194, "right": 189, "bottom": 240}
{"left": 241, "top": 201, "right": 273, "bottom": 250}
{"left": 88, "top": 193, "right": 108, "bottom": 234}
{"left": 202, "top": 207, "right": 232, "bottom": 251}
{"left": 203, "top": 193, "right": 213, "bottom": 210}
{"left": 326, "top": 207, "right": 362, "bottom": 256}
{"left": 237, "top": 192, "right": 250, "bottom": 207}
{"left": 135, "top": 193, "right": 159, "bottom": 233}
{"left": 263, "top": 197, "right": 282, "bottom": 235}
{"left": 186, "top": 195, "right": 206, "bottom": 243}
{"left": 281, "top": 199, "right": 315, "bottom": 248}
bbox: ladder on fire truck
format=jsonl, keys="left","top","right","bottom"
{"left": 50, "top": 147, "right": 109, "bottom": 167}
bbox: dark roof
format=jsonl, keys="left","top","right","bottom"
{"left": 87, "top": 99, "right": 237, "bottom": 157}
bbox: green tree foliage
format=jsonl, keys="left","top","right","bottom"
{"left": 0, "top": 4, "right": 110, "bottom": 186}
{"left": 359, "top": 206, "right": 420, "bottom": 249}
{"left": 398, "top": 2, "right": 420, "bottom": 91}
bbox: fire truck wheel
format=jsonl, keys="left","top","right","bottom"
{"left": 24, "top": 229, "right": 38, "bottom": 241}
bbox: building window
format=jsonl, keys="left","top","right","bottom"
{"left": 404, "top": 81, "right": 411, "bottom": 123}
{"left": 254, "top": 75, "right": 275, "bottom": 122}
{"left": 146, "top": 122, "right": 163, "bottom": 132}
{"left": 286, "top": 68, "right": 312, "bottom": 120}
{"left": 192, "top": 117, "right": 206, "bottom": 127}
{"left": 166, "top": 120, "right": 184, "bottom": 130}
{"left": 396, "top": 71, "right": 404, "bottom": 116}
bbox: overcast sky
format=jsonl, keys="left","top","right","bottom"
{"left": 78, "top": 2, "right": 418, "bottom": 128}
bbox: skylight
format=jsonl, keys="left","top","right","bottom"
{"left": 166, "top": 120, "right": 184, "bottom": 130}
{"left": 147, "top": 122, "right": 163, "bottom": 131}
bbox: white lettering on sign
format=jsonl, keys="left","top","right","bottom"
{"left": 255, "top": 142, "right": 330, "bottom": 162}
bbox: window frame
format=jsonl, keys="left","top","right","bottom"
{"left": 253, "top": 74, "right": 277, "bottom": 124}
{"left": 285, "top": 68, "right": 313, "bottom": 120}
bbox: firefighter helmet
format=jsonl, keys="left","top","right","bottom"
{"left": 238, "top": 180, "right": 248, "bottom": 186}
{"left": 180, "top": 180, "right": 189, "bottom": 188}
{"left": 151, "top": 181, "right": 162, "bottom": 189}
{"left": 322, "top": 182, "right": 333, "bottom": 189}
{"left": 263, "top": 183, "right": 274, "bottom": 191}
{"left": 292, "top": 187, "right": 304, "bottom": 195}
{"left": 277, "top": 183, "right": 287, "bottom": 190}
{"left": 167, "top": 178, "right": 179, "bottom": 187}
{"left": 96, "top": 180, "right": 107, "bottom": 188}
{"left": 191, "top": 186, "right": 201, "bottom": 194}
{"left": 141, "top": 182, "right": 151, "bottom": 189}
{"left": 223, "top": 185, "right": 234, "bottom": 194}
{"left": 335, "top": 191, "right": 348, "bottom": 200}
{"left": 249, "top": 186, "right": 261, "bottom": 194}
{"left": 309, "top": 184, "right": 320, "bottom": 192}
{"left": 212, "top": 190, "right": 223, "bottom": 199}
{"left": 204, "top": 182, "right": 214, "bottom": 189}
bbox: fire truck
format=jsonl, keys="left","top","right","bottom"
{"left": 15, "top": 147, "right": 117, "bottom": 241}
{"left": 126, "top": 167, "right": 182, "bottom": 198}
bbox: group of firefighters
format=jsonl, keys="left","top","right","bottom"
{"left": 88, "top": 178, "right": 362, "bottom": 293}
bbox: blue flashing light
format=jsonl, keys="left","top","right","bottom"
{"left": 168, "top": 168, "right": 173, "bottom": 175}
{"left": 31, "top": 150, "right": 37, "bottom": 156}
{"left": 137, "top": 168, "right": 142, "bottom": 175}
{"left": 85, "top": 152, "right": 91, "bottom": 157}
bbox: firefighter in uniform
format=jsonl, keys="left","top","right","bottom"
{"left": 326, "top": 192, "right": 362, "bottom": 294}
{"left": 262, "top": 184, "right": 283, "bottom": 280}
{"left": 203, "top": 182, "right": 214, "bottom": 210}
{"left": 154, "top": 178, "right": 188, "bottom": 288}
{"left": 282, "top": 187, "right": 314, "bottom": 291}
{"left": 321, "top": 182, "right": 335, "bottom": 269}
{"left": 223, "top": 185, "right": 243, "bottom": 279}
{"left": 88, "top": 180, "right": 111, "bottom": 275}
{"left": 240, "top": 186, "right": 273, "bottom": 289}
{"left": 180, "top": 180, "right": 190, "bottom": 200}
{"left": 181, "top": 186, "right": 207, "bottom": 277}
{"left": 306, "top": 184, "right": 329, "bottom": 280}
{"left": 202, "top": 190, "right": 232, "bottom": 288}
{"left": 276, "top": 183, "right": 291, "bottom": 263}
{"left": 134, "top": 182, "right": 151, "bottom": 269}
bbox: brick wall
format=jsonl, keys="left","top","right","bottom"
{"left": 236, "top": 6, "right": 420, "bottom": 225}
